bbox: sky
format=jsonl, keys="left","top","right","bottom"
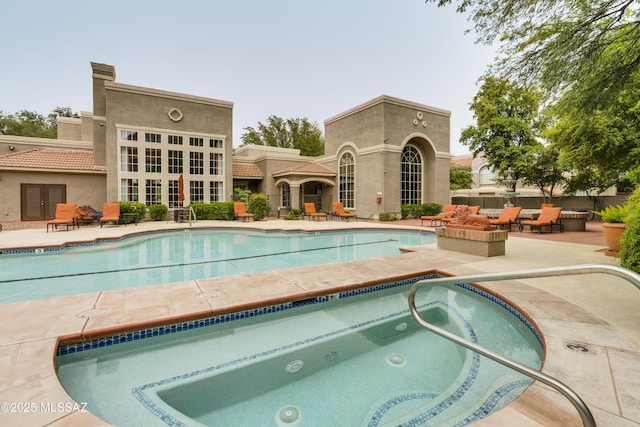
{"left": 0, "top": 1, "right": 496, "bottom": 155}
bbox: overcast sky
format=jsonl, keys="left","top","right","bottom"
{"left": 1, "top": 1, "right": 495, "bottom": 155}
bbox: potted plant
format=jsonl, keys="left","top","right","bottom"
{"left": 593, "top": 204, "right": 627, "bottom": 256}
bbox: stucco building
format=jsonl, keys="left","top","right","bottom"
{"left": 0, "top": 63, "right": 452, "bottom": 222}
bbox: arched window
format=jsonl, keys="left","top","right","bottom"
{"left": 479, "top": 165, "right": 496, "bottom": 185}
{"left": 339, "top": 152, "right": 355, "bottom": 209}
{"left": 401, "top": 146, "right": 422, "bottom": 205}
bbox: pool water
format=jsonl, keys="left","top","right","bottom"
{"left": 56, "top": 279, "right": 543, "bottom": 426}
{"left": 0, "top": 229, "right": 435, "bottom": 303}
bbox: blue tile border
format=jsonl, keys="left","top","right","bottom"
{"left": 56, "top": 274, "right": 543, "bottom": 358}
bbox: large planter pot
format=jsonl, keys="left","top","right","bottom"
{"left": 602, "top": 222, "right": 627, "bottom": 257}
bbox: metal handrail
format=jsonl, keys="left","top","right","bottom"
{"left": 408, "top": 263, "right": 640, "bottom": 427}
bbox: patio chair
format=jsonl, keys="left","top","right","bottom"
{"left": 46, "top": 203, "right": 78, "bottom": 232}
{"left": 420, "top": 204, "right": 457, "bottom": 226}
{"left": 489, "top": 206, "right": 522, "bottom": 231}
{"left": 304, "top": 203, "right": 327, "bottom": 221}
{"left": 99, "top": 203, "right": 121, "bottom": 228}
{"left": 233, "top": 202, "right": 254, "bottom": 221}
{"left": 519, "top": 207, "right": 563, "bottom": 234}
{"left": 332, "top": 202, "right": 357, "bottom": 221}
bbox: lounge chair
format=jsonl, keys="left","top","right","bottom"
{"left": 489, "top": 206, "right": 522, "bottom": 231}
{"left": 420, "top": 204, "right": 457, "bottom": 226}
{"left": 332, "top": 202, "right": 357, "bottom": 221}
{"left": 519, "top": 207, "right": 563, "bottom": 233}
{"left": 46, "top": 203, "right": 78, "bottom": 232}
{"left": 304, "top": 203, "right": 327, "bottom": 221}
{"left": 99, "top": 203, "right": 121, "bottom": 228}
{"left": 234, "top": 202, "right": 254, "bottom": 221}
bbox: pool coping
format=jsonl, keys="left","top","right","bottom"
{"left": 0, "top": 220, "right": 638, "bottom": 426}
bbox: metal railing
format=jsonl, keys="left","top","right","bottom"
{"left": 408, "top": 263, "right": 640, "bottom": 427}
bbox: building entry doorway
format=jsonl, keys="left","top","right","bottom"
{"left": 20, "top": 184, "right": 66, "bottom": 221}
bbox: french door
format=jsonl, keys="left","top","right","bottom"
{"left": 20, "top": 184, "right": 66, "bottom": 220}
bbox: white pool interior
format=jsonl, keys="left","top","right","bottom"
{"left": 56, "top": 276, "right": 544, "bottom": 426}
{"left": 0, "top": 228, "right": 436, "bottom": 303}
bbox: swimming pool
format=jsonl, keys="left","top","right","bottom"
{"left": 56, "top": 276, "right": 544, "bottom": 426}
{"left": 0, "top": 228, "right": 435, "bottom": 304}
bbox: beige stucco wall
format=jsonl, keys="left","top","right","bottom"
{"left": 323, "top": 95, "right": 452, "bottom": 218}
{"left": 100, "top": 81, "right": 233, "bottom": 204}
{"left": 0, "top": 170, "right": 106, "bottom": 222}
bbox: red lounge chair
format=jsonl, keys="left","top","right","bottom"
{"left": 332, "top": 202, "right": 357, "bottom": 221}
{"left": 420, "top": 204, "right": 457, "bottom": 226}
{"left": 234, "top": 202, "right": 254, "bottom": 221}
{"left": 304, "top": 203, "right": 327, "bottom": 221}
{"left": 519, "top": 207, "right": 563, "bottom": 233}
{"left": 489, "top": 206, "right": 522, "bottom": 231}
{"left": 47, "top": 203, "right": 78, "bottom": 232}
{"left": 99, "top": 203, "right": 121, "bottom": 228}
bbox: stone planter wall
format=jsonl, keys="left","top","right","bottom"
{"left": 435, "top": 227, "right": 509, "bottom": 257}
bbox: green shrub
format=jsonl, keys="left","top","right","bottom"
{"left": 417, "top": 203, "right": 442, "bottom": 217}
{"left": 400, "top": 204, "right": 413, "bottom": 219}
{"left": 283, "top": 208, "right": 304, "bottom": 220}
{"left": 378, "top": 211, "right": 399, "bottom": 221}
{"left": 248, "top": 193, "right": 269, "bottom": 221}
{"left": 620, "top": 187, "right": 640, "bottom": 273}
{"left": 233, "top": 188, "right": 251, "bottom": 203}
{"left": 188, "top": 202, "right": 235, "bottom": 220}
{"left": 401, "top": 203, "right": 442, "bottom": 218}
{"left": 148, "top": 204, "right": 168, "bottom": 221}
{"left": 118, "top": 201, "right": 147, "bottom": 223}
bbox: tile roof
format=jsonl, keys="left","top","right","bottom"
{"left": 273, "top": 162, "right": 336, "bottom": 176}
{"left": 233, "top": 163, "right": 264, "bottom": 178}
{"left": 0, "top": 148, "right": 105, "bottom": 172}
{"left": 451, "top": 155, "right": 472, "bottom": 167}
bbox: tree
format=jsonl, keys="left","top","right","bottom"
{"left": 520, "top": 144, "right": 565, "bottom": 202}
{"left": 241, "top": 116, "right": 324, "bottom": 156}
{"left": 449, "top": 164, "right": 473, "bottom": 190}
{"left": 544, "top": 56, "right": 640, "bottom": 195}
{"left": 0, "top": 107, "right": 79, "bottom": 138}
{"left": 460, "top": 76, "right": 545, "bottom": 188}
{"left": 426, "top": 1, "right": 640, "bottom": 113}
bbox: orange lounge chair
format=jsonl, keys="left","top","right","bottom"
{"left": 99, "top": 203, "right": 121, "bottom": 228}
{"left": 489, "top": 206, "right": 522, "bottom": 231}
{"left": 420, "top": 204, "right": 457, "bottom": 226}
{"left": 332, "top": 202, "right": 357, "bottom": 221}
{"left": 304, "top": 203, "right": 327, "bottom": 221}
{"left": 47, "top": 203, "right": 78, "bottom": 232}
{"left": 234, "top": 202, "right": 254, "bottom": 221}
{"left": 519, "top": 207, "right": 563, "bottom": 233}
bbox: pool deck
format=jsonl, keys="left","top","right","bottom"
{"left": 0, "top": 219, "right": 638, "bottom": 426}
